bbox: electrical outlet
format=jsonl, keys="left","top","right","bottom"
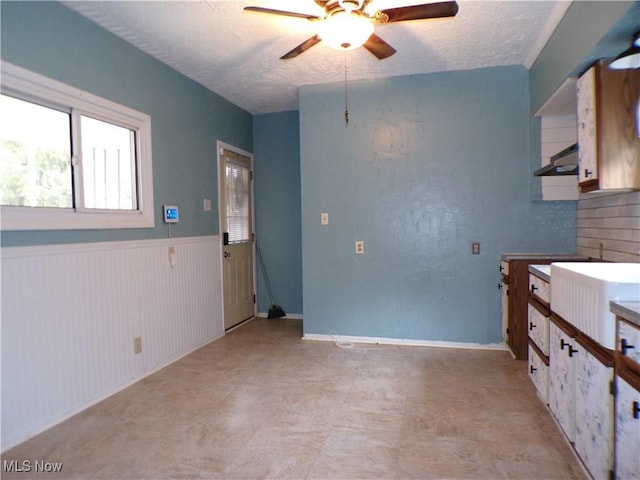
{"left": 355, "top": 241, "right": 365, "bottom": 254}
{"left": 472, "top": 242, "right": 480, "bottom": 254}
{"left": 134, "top": 336, "right": 142, "bottom": 354}
{"left": 168, "top": 246, "right": 177, "bottom": 266}
{"left": 203, "top": 198, "right": 212, "bottom": 211}
{"left": 321, "top": 212, "right": 329, "bottom": 225}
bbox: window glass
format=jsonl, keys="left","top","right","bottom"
{"left": 81, "top": 116, "right": 137, "bottom": 210}
{"left": 225, "top": 161, "right": 250, "bottom": 244}
{"left": 0, "top": 93, "right": 72, "bottom": 208}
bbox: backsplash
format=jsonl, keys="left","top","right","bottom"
{"left": 577, "top": 191, "right": 640, "bottom": 262}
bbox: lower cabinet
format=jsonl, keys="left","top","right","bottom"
{"left": 549, "top": 321, "right": 576, "bottom": 442}
{"left": 574, "top": 344, "right": 614, "bottom": 480}
{"left": 528, "top": 344, "right": 549, "bottom": 403}
{"left": 616, "top": 374, "right": 640, "bottom": 480}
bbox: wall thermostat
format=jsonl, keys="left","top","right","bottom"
{"left": 163, "top": 205, "right": 179, "bottom": 223}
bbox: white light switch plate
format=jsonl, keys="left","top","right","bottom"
{"left": 321, "top": 212, "right": 329, "bottom": 225}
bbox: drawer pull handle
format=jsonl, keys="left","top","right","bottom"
{"left": 584, "top": 168, "right": 593, "bottom": 177}
{"left": 529, "top": 322, "right": 536, "bottom": 331}
{"left": 560, "top": 339, "right": 569, "bottom": 350}
{"left": 633, "top": 401, "right": 640, "bottom": 420}
{"left": 621, "top": 338, "right": 635, "bottom": 355}
{"left": 499, "top": 265, "right": 504, "bottom": 272}
{"left": 530, "top": 285, "right": 538, "bottom": 293}
{"left": 498, "top": 283, "right": 502, "bottom": 290}
{"left": 568, "top": 346, "right": 579, "bottom": 357}
{"left": 530, "top": 365, "right": 537, "bottom": 374}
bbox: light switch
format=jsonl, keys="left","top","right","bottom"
{"left": 203, "top": 199, "right": 212, "bottom": 211}
{"left": 472, "top": 242, "right": 480, "bottom": 254}
{"left": 168, "top": 246, "right": 177, "bottom": 266}
{"left": 321, "top": 212, "right": 329, "bottom": 225}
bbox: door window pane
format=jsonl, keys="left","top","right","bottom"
{"left": 225, "top": 161, "right": 250, "bottom": 244}
{"left": 81, "top": 115, "right": 137, "bottom": 210}
{"left": 0, "top": 94, "right": 72, "bottom": 208}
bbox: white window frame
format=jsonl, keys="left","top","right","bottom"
{"left": 0, "top": 62, "right": 154, "bottom": 230}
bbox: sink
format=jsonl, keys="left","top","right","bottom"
{"left": 550, "top": 262, "right": 640, "bottom": 349}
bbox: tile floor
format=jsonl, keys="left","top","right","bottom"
{"left": 2, "top": 318, "right": 586, "bottom": 479}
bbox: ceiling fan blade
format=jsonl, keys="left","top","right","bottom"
{"left": 244, "top": 6, "right": 317, "bottom": 20}
{"left": 363, "top": 33, "right": 397, "bottom": 60}
{"left": 378, "top": 1, "right": 459, "bottom": 23}
{"left": 280, "top": 35, "right": 323, "bottom": 59}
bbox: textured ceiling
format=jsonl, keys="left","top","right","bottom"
{"left": 62, "top": 0, "right": 570, "bottom": 114}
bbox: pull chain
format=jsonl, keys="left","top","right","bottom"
{"left": 344, "top": 51, "right": 349, "bottom": 126}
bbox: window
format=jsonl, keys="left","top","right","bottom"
{"left": 225, "top": 160, "right": 251, "bottom": 244}
{"left": 0, "top": 62, "right": 154, "bottom": 230}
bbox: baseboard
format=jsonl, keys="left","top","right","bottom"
{"left": 302, "top": 333, "right": 509, "bottom": 351}
{"left": 257, "top": 312, "right": 303, "bottom": 320}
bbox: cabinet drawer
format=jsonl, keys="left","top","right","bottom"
{"left": 529, "top": 274, "right": 550, "bottom": 305}
{"left": 619, "top": 320, "right": 640, "bottom": 366}
{"left": 528, "top": 345, "right": 549, "bottom": 404}
{"left": 500, "top": 260, "right": 509, "bottom": 276}
{"left": 528, "top": 303, "right": 550, "bottom": 356}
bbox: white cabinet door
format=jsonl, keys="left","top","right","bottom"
{"left": 528, "top": 345, "right": 549, "bottom": 404}
{"left": 616, "top": 376, "right": 640, "bottom": 480}
{"left": 577, "top": 66, "right": 598, "bottom": 184}
{"left": 528, "top": 303, "right": 550, "bottom": 356}
{"left": 501, "top": 282, "right": 509, "bottom": 342}
{"left": 549, "top": 322, "right": 576, "bottom": 442}
{"left": 575, "top": 347, "right": 614, "bottom": 480}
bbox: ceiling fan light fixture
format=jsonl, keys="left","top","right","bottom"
{"left": 318, "top": 10, "right": 374, "bottom": 51}
{"left": 609, "top": 31, "right": 640, "bottom": 70}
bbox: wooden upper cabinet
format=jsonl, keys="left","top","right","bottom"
{"left": 576, "top": 59, "right": 640, "bottom": 192}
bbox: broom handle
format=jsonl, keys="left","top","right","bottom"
{"left": 255, "top": 242, "right": 276, "bottom": 305}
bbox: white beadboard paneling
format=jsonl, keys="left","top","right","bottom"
{"left": 1, "top": 236, "right": 224, "bottom": 450}
{"left": 540, "top": 114, "right": 578, "bottom": 201}
{"left": 577, "top": 191, "right": 640, "bottom": 262}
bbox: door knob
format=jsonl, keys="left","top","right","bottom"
{"left": 224, "top": 251, "right": 231, "bottom": 258}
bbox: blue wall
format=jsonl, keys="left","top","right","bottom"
{"left": 0, "top": 1, "right": 252, "bottom": 247}
{"left": 529, "top": 0, "right": 635, "bottom": 113}
{"left": 253, "top": 111, "right": 303, "bottom": 315}
{"left": 299, "top": 66, "right": 576, "bottom": 343}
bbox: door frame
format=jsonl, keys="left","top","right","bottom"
{"left": 216, "top": 140, "right": 256, "bottom": 330}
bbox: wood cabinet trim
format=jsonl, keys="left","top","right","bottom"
{"left": 575, "top": 331, "right": 614, "bottom": 367}
{"left": 618, "top": 366, "right": 640, "bottom": 392}
{"left": 530, "top": 295, "right": 550, "bottom": 316}
{"left": 550, "top": 311, "right": 578, "bottom": 337}
{"left": 528, "top": 337, "right": 550, "bottom": 366}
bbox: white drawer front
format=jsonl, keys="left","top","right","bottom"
{"left": 619, "top": 320, "right": 640, "bottom": 366}
{"left": 500, "top": 261, "right": 509, "bottom": 276}
{"left": 528, "top": 303, "right": 550, "bottom": 356}
{"left": 529, "top": 274, "right": 550, "bottom": 304}
{"left": 528, "top": 345, "right": 549, "bottom": 404}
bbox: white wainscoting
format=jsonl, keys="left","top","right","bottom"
{"left": 1, "top": 235, "right": 224, "bottom": 450}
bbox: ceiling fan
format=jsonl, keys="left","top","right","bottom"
{"left": 244, "top": 0, "right": 459, "bottom": 60}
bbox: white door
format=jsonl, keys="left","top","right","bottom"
{"left": 218, "top": 143, "right": 255, "bottom": 330}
